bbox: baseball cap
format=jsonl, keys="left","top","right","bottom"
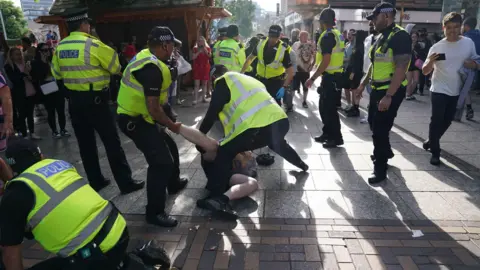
{"left": 268, "top": 25, "right": 282, "bottom": 38}
{"left": 366, "top": 2, "right": 396, "bottom": 20}
{"left": 5, "top": 137, "right": 42, "bottom": 174}
{"left": 319, "top": 7, "right": 336, "bottom": 26}
{"left": 148, "top": 26, "right": 177, "bottom": 44}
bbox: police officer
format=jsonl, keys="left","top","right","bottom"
{"left": 355, "top": 2, "right": 411, "bottom": 184}
{"left": 196, "top": 66, "right": 308, "bottom": 219}
{"left": 215, "top": 25, "right": 246, "bottom": 72}
{"left": 305, "top": 8, "right": 345, "bottom": 149}
{"left": 0, "top": 138, "right": 129, "bottom": 270}
{"left": 212, "top": 27, "right": 228, "bottom": 65}
{"left": 241, "top": 25, "right": 294, "bottom": 105}
{"left": 116, "top": 26, "right": 188, "bottom": 227}
{"left": 51, "top": 9, "right": 144, "bottom": 193}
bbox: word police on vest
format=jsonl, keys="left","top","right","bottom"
{"left": 59, "top": 50, "right": 80, "bottom": 59}
{"left": 35, "top": 160, "right": 74, "bottom": 178}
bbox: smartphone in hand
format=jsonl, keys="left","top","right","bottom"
{"left": 436, "top": 53, "right": 446, "bottom": 61}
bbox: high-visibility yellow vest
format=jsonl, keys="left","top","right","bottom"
{"left": 216, "top": 72, "right": 287, "bottom": 145}
{"left": 51, "top": 32, "right": 120, "bottom": 91}
{"left": 212, "top": 41, "right": 222, "bottom": 65}
{"left": 216, "top": 39, "right": 243, "bottom": 72}
{"left": 117, "top": 49, "right": 172, "bottom": 124}
{"left": 6, "top": 159, "right": 126, "bottom": 257}
{"left": 369, "top": 25, "right": 409, "bottom": 90}
{"left": 256, "top": 39, "right": 290, "bottom": 79}
{"left": 315, "top": 28, "right": 345, "bottom": 74}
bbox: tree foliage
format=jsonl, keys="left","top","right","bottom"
{"left": 0, "top": 0, "right": 28, "bottom": 39}
{"left": 216, "top": 0, "right": 256, "bottom": 38}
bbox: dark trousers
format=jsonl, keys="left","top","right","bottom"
{"left": 368, "top": 86, "right": 406, "bottom": 172}
{"left": 257, "top": 77, "right": 284, "bottom": 106}
{"left": 17, "top": 95, "right": 36, "bottom": 136}
{"left": 68, "top": 90, "right": 132, "bottom": 190}
{"left": 27, "top": 229, "right": 129, "bottom": 270}
{"left": 118, "top": 114, "right": 181, "bottom": 213}
{"left": 44, "top": 91, "right": 66, "bottom": 132}
{"left": 429, "top": 92, "right": 459, "bottom": 157}
{"left": 318, "top": 73, "right": 342, "bottom": 140}
{"left": 203, "top": 118, "right": 304, "bottom": 196}
{"left": 293, "top": 71, "right": 309, "bottom": 92}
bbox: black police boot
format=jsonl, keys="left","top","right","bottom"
{"left": 423, "top": 140, "right": 431, "bottom": 151}
{"left": 204, "top": 195, "right": 238, "bottom": 221}
{"left": 346, "top": 106, "right": 360, "bottom": 117}
{"left": 323, "top": 139, "right": 344, "bottom": 149}
{"left": 120, "top": 179, "right": 146, "bottom": 195}
{"left": 430, "top": 155, "right": 441, "bottom": 166}
{"left": 314, "top": 134, "right": 329, "bottom": 143}
{"left": 167, "top": 178, "right": 188, "bottom": 195}
{"left": 146, "top": 210, "right": 178, "bottom": 227}
{"left": 300, "top": 162, "right": 309, "bottom": 172}
{"left": 368, "top": 162, "right": 387, "bottom": 184}
{"left": 196, "top": 196, "right": 211, "bottom": 210}
{"left": 370, "top": 150, "right": 395, "bottom": 161}
{"left": 90, "top": 179, "right": 111, "bottom": 192}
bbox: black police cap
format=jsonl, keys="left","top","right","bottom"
{"left": 366, "top": 2, "right": 396, "bottom": 20}
{"left": 63, "top": 8, "right": 92, "bottom": 23}
{"left": 268, "top": 25, "right": 282, "bottom": 38}
{"left": 148, "top": 26, "right": 178, "bottom": 43}
{"left": 319, "top": 7, "right": 336, "bottom": 26}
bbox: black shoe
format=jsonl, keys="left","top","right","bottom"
{"left": 300, "top": 162, "right": 309, "bottom": 172}
{"left": 423, "top": 140, "right": 430, "bottom": 151}
{"left": 168, "top": 178, "right": 188, "bottom": 195}
{"left": 60, "top": 129, "right": 71, "bottom": 137}
{"left": 430, "top": 156, "right": 441, "bottom": 166}
{"left": 90, "top": 179, "right": 111, "bottom": 192}
{"left": 346, "top": 108, "right": 360, "bottom": 117}
{"left": 302, "top": 101, "right": 308, "bottom": 108}
{"left": 314, "top": 134, "right": 329, "bottom": 143}
{"left": 196, "top": 196, "right": 210, "bottom": 210}
{"left": 120, "top": 179, "right": 145, "bottom": 195}
{"left": 368, "top": 172, "right": 387, "bottom": 184}
{"left": 204, "top": 196, "right": 238, "bottom": 220}
{"left": 286, "top": 107, "right": 294, "bottom": 113}
{"left": 146, "top": 212, "right": 178, "bottom": 227}
{"left": 323, "top": 139, "right": 344, "bottom": 148}
{"left": 466, "top": 107, "right": 474, "bottom": 120}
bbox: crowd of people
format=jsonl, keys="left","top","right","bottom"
{"left": 0, "top": 2, "right": 479, "bottom": 269}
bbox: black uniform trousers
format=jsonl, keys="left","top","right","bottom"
{"left": 428, "top": 92, "right": 459, "bottom": 157}
{"left": 318, "top": 73, "right": 343, "bottom": 140}
{"left": 203, "top": 118, "right": 304, "bottom": 196}
{"left": 68, "top": 90, "right": 133, "bottom": 190}
{"left": 27, "top": 229, "right": 129, "bottom": 270}
{"left": 117, "top": 114, "right": 181, "bottom": 214}
{"left": 257, "top": 76, "right": 284, "bottom": 106}
{"left": 368, "top": 86, "right": 406, "bottom": 173}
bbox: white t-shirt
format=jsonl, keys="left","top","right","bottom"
{"left": 363, "top": 35, "right": 375, "bottom": 73}
{"left": 427, "top": 37, "right": 477, "bottom": 96}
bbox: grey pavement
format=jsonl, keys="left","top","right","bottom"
{"left": 26, "top": 88, "right": 480, "bottom": 224}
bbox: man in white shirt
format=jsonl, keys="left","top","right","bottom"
{"left": 422, "top": 12, "right": 479, "bottom": 165}
{"left": 360, "top": 21, "right": 378, "bottom": 124}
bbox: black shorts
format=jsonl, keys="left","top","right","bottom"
{"left": 293, "top": 72, "right": 310, "bottom": 92}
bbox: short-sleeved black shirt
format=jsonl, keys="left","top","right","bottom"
{"left": 251, "top": 40, "right": 292, "bottom": 69}
{"left": 132, "top": 63, "right": 164, "bottom": 97}
{"left": 320, "top": 32, "right": 337, "bottom": 55}
{"left": 199, "top": 78, "right": 230, "bottom": 135}
{"left": 370, "top": 23, "right": 412, "bottom": 61}
{"left": 0, "top": 181, "right": 34, "bottom": 246}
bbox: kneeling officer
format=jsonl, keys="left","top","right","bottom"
{"left": 0, "top": 138, "right": 129, "bottom": 270}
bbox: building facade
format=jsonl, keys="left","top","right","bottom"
{"left": 21, "top": 0, "right": 54, "bottom": 21}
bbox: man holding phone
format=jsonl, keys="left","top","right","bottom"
{"left": 422, "top": 12, "right": 479, "bottom": 166}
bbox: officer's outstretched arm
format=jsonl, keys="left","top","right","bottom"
{"left": 145, "top": 96, "right": 181, "bottom": 134}
{"left": 1, "top": 245, "right": 23, "bottom": 270}
{"left": 241, "top": 54, "right": 256, "bottom": 73}
{"left": 96, "top": 42, "right": 121, "bottom": 75}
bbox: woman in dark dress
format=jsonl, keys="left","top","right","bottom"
{"left": 345, "top": 30, "right": 367, "bottom": 117}
{"left": 406, "top": 32, "right": 423, "bottom": 100}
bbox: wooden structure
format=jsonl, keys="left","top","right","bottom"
{"left": 35, "top": 0, "right": 231, "bottom": 52}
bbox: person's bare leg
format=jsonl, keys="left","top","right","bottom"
{"left": 345, "top": 89, "right": 352, "bottom": 107}
{"left": 201, "top": 80, "right": 208, "bottom": 102}
{"left": 406, "top": 71, "right": 414, "bottom": 97}
{"left": 192, "top": 80, "right": 200, "bottom": 105}
{"left": 224, "top": 174, "right": 259, "bottom": 200}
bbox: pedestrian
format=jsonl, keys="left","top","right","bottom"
{"left": 0, "top": 137, "right": 130, "bottom": 270}
{"left": 241, "top": 25, "right": 295, "bottom": 106}
{"left": 51, "top": 8, "right": 144, "bottom": 193}
{"left": 345, "top": 30, "right": 368, "bottom": 117}
{"left": 354, "top": 2, "right": 411, "bottom": 183}
{"left": 343, "top": 29, "right": 356, "bottom": 111}
{"left": 195, "top": 66, "right": 308, "bottom": 219}
{"left": 31, "top": 43, "right": 70, "bottom": 138}
{"left": 305, "top": 8, "right": 345, "bottom": 148}
{"left": 192, "top": 36, "right": 212, "bottom": 105}
{"left": 359, "top": 21, "right": 379, "bottom": 124}
{"left": 0, "top": 71, "right": 13, "bottom": 142}
{"left": 116, "top": 26, "right": 189, "bottom": 227}
{"left": 422, "top": 12, "right": 479, "bottom": 165}
{"left": 405, "top": 31, "right": 422, "bottom": 100}
{"left": 461, "top": 17, "right": 480, "bottom": 120}
{"left": 4, "top": 47, "right": 40, "bottom": 139}
{"left": 292, "top": 31, "right": 316, "bottom": 108}
{"left": 281, "top": 37, "right": 296, "bottom": 112}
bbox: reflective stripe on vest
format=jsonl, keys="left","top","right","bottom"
{"left": 257, "top": 41, "right": 287, "bottom": 69}
{"left": 17, "top": 172, "right": 113, "bottom": 257}
{"left": 316, "top": 29, "right": 345, "bottom": 74}
{"left": 121, "top": 57, "right": 169, "bottom": 96}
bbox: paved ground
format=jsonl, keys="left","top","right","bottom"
{"left": 19, "top": 89, "right": 480, "bottom": 269}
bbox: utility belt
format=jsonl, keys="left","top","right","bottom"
{"left": 256, "top": 74, "right": 285, "bottom": 81}
{"left": 67, "top": 83, "right": 110, "bottom": 105}
{"left": 67, "top": 204, "right": 121, "bottom": 265}
{"left": 371, "top": 80, "right": 391, "bottom": 90}
{"left": 317, "top": 72, "right": 343, "bottom": 95}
